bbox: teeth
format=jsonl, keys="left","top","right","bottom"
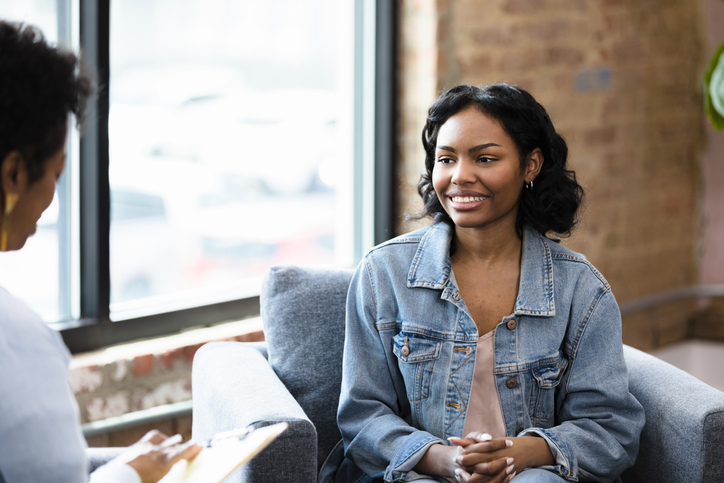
{"left": 451, "top": 196, "right": 486, "bottom": 203}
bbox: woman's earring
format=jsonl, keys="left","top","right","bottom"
{"left": 1, "top": 193, "right": 19, "bottom": 251}
{"left": 526, "top": 180, "right": 534, "bottom": 190}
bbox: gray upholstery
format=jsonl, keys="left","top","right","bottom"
{"left": 261, "top": 265, "right": 354, "bottom": 472}
{"left": 192, "top": 266, "right": 724, "bottom": 483}
{"left": 620, "top": 345, "right": 724, "bottom": 483}
{"left": 192, "top": 341, "right": 317, "bottom": 483}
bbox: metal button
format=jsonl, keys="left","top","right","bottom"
{"left": 401, "top": 346, "right": 410, "bottom": 356}
{"left": 506, "top": 378, "right": 517, "bottom": 389}
{"left": 506, "top": 320, "right": 517, "bottom": 330}
{"left": 453, "top": 292, "right": 460, "bottom": 300}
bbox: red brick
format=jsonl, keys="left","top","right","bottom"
{"left": 132, "top": 354, "right": 154, "bottom": 377}
{"left": 159, "top": 348, "right": 183, "bottom": 370}
{"left": 181, "top": 343, "right": 204, "bottom": 365}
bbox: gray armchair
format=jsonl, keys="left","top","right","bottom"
{"left": 192, "top": 266, "right": 724, "bottom": 483}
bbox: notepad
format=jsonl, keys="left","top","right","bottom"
{"left": 159, "top": 422, "right": 288, "bottom": 483}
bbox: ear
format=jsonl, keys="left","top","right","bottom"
{"left": 1, "top": 150, "right": 28, "bottom": 199}
{"left": 524, "top": 148, "right": 544, "bottom": 184}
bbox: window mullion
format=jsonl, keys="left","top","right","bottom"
{"left": 79, "top": 0, "right": 111, "bottom": 320}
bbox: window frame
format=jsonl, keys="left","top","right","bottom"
{"left": 58, "top": 0, "right": 396, "bottom": 353}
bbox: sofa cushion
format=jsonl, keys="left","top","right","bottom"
{"left": 261, "top": 265, "right": 354, "bottom": 472}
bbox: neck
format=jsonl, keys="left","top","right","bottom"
{"left": 451, "top": 221, "right": 522, "bottom": 265}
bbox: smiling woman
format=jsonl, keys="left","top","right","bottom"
{"left": 431, "top": 106, "right": 542, "bottom": 233}
{"left": 336, "top": 85, "right": 644, "bottom": 483}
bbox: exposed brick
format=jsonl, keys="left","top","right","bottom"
{"left": 501, "top": 0, "right": 546, "bottom": 14}
{"left": 159, "top": 348, "right": 184, "bottom": 371}
{"left": 69, "top": 366, "right": 103, "bottom": 395}
{"left": 86, "top": 392, "right": 130, "bottom": 422}
{"left": 132, "top": 354, "right": 154, "bottom": 377}
{"left": 181, "top": 343, "right": 204, "bottom": 365}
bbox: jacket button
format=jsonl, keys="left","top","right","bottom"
{"left": 453, "top": 292, "right": 460, "bottom": 300}
{"left": 506, "top": 378, "right": 517, "bottom": 389}
{"left": 506, "top": 320, "right": 517, "bottom": 330}
{"left": 401, "top": 346, "right": 410, "bottom": 356}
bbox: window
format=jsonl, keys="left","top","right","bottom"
{"left": 0, "top": 0, "right": 395, "bottom": 352}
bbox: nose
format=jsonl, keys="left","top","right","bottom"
{"left": 451, "top": 159, "right": 475, "bottom": 185}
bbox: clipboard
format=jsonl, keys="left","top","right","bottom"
{"left": 159, "top": 422, "right": 288, "bottom": 483}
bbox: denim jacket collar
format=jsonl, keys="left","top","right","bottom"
{"left": 407, "top": 222, "right": 555, "bottom": 317}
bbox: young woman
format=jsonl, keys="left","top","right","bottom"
{"left": 336, "top": 84, "right": 644, "bottom": 483}
{"left": 0, "top": 21, "right": 201, "bottom": 482}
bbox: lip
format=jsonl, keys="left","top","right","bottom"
{"left": 445, "top": 190, "right": 489, "bottom": 210}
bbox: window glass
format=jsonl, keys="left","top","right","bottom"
{"left": 109, "top": 0, "right": 352, "bottom": 315}
{"left": 0, "top": 0, "right": 74, "bottom": 322}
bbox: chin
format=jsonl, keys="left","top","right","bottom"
{"left": 10, "top": 236, "right": 30, "bottom": 251}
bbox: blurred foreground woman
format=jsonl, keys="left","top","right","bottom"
{"left": 0, "top": 20, "right": 200, "bottom": 483}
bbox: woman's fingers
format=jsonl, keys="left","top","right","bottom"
{"left": 165, "top": 440, "right": 202, "bottom": 466}
{"left": 137, "top": 429, "right": 168, "bottom": 446}
{"left": 471, "top": 456, "right": 514, "bottom": 477}
{"left": 462, "top": 458, "right": 515, "bottom": 483}
{"left": 461, "top": 437, "right": 513, "bottom": 456}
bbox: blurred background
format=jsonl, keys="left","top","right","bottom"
{"left": 395, "top": 0, "right": 724, "bottom": 353}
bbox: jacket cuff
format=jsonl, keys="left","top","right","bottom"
{"left": 384, "top": 431, "right": 445, "bottom": 482}
{"left": 519, "top": 428, "right": 578, "bottom": 482}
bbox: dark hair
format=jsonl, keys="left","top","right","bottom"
{"left": 0, "top": 21, "right": 93, "bottom": 185}
{"left": 417, "top": 84, "right": 583, "bottom": 237}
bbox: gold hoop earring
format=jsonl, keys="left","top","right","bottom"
{"left": 1, "top": 193, "right": 19, "bottom": 252}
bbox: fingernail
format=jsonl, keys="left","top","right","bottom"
{"left": 478, "top": 432, "right": 492, "bottom": 440}
{"left": 454, "top": 455, "right": 463, "bottom": 465}
{"left": 506, "top": 457, "right": 514, "bottom": 465}
{"left": 454, "top": 468, "right": 462, "bottom": 476}
{"left": 511, "top": 471, "right": 517, "bottom": 479}
{"left": 506, "top": 464, "right": 515, "bottom": 475}
{"left": 505, "top": 439, "right": 514, "bottom": 447}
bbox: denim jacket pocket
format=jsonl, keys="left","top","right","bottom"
{"left": 392, "top": 333, "right": 441, "bottom": 402}
{"left": 530, "top": 356, "right": 568, "bottom": 425}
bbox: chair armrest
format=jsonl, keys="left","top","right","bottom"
{"left": 622, "top": 345, "right": 724, "bottom": 483}
{"left": 192, "top": 341, "right": 317, "bottom": 483}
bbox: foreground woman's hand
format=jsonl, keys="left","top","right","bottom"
{"left": 119, "top": 430, "right": 202, "bottom": 483}
{"left": 449, "top": 432, "right": 555, "bottom": 482}
{"left": 448, "top": 433, "right": 515, "bottom": 483}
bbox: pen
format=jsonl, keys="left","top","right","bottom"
{"left": 202, "top": 426, "right": 252, "bottom": 448}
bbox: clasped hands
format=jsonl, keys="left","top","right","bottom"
{"left": 448, "top": 432, "right": 517, "bottom": 483}
{"left": 447, "top": 432, "right": 555, "bottom": 483}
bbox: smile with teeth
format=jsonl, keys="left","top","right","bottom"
{"left": 450, "top": 195, "right": 487, "bottom": 203}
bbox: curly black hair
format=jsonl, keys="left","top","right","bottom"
{"left": 417, "top": 84, "right": 584, "bottom": 237}
{"left": 0, "top": 21, "right": 93, "bottom": 185}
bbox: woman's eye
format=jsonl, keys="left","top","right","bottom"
{"left": 478, "top": 156, "right": 495, "bottom": 163}
{"left": 437, "top": 157, "right": 453, "bottom": 164}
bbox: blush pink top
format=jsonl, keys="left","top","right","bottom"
{"left": 462, "top": 329, "right": 507, "bottom": 438}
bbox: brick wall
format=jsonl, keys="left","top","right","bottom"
{"left": 77, "top": 319, "right": 264, "bottom": 447}
{"left": 397, "top": 0, "right": 711, "bottom": 350}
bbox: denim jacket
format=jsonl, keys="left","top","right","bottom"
{"left": 336, "top": 222, "right": 644, "bottom": 483}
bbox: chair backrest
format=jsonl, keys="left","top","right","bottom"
{"left": 261, "top": 266, "right": 354, "bottom": 472}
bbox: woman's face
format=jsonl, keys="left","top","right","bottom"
{"left": 4, "top": 146, "right": 65, "bottom": 251}
{"left": 432, "top": 106, "right": 530, "bottom": 233}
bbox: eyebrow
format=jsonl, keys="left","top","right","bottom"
{"left": 436, "top": 143, "right": 502, "bottom": 154}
